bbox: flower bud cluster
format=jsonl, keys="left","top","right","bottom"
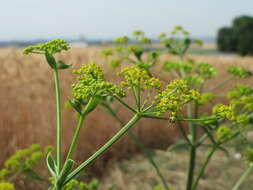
{"left": 236, "top": 114, "right": 250, "bottom": 125}
{"left": 184, "top": 74, "right": 204, "bottom": 88}
{"left": 154, "top": 80, "right": 200, "bottom": 120}
{"left": 212, "top": 104, "right": 235, "bottom": 121}
{"left": 227, "top": 84, "right": 253, "bottom": 123}
{"left": 119, "top": 65, "right": 161, "bottom": 90}
{"left": 132, "top": 30, "right": 151, "bottom": 44}
{"left": 159, "top": 26, "right": 202, "bottom": 56}
{"left": 49, "top": 178, "right": 100, "bottom": 190}
{"left": 114, "top": 36, "right": 129, "bottom": 44}
{"left": 227, "top": 65, "right": 251, "bottom": 78}
{"left": 23, "top": 39, "right": 70, "bottom": 55}
{"left": 197, "top": 63, "right": 218, "bottom": 79}
{"left": 216, "top": 125, "right": 232, "bottom": 143}
{"left": 163, "top": 61, "right": 193, "bottom": 73}
{"left": 197, "top": 93, "right": 214, "bottom": 105}
{"left": 227, "top": 84, "right": 253, "bottom": 100}
{"left": 0, "top": 144, "right": 53, "bottom": 181}
{"left": 101, "top": 48, "right": 113, "bottom": 57}
{"left": 245, "top": 148, "right": 253, "bottom": 163}
{"left": 72, "top": 63, "right": 125, "bottom": 101}
{"left": 0, "top": 182, "right": 15, "bottom": 190}
{"left": 128, "top": 45, "right": 143, "bottom": 59}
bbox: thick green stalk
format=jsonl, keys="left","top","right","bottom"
{"left": 186, "top": 145, "right": 196, "bottom": 190}
{"left": 232, "top": 163, "right": 253, "bottom": 190}
{"left": 178, "top": 56, "right": 198, "bottom": 190}
{"left": 102, "top": 103, "right": 169, "bottom": 190}
{"left": 53, "top": 69, "right": 62, "bottom": 174}
{"left": 65, "top": 114, "right": 86, "bottom": 160}
{"left": 63, "top": 114, "right": 141, "bottom": 185}
{"left": 192, "top": 147, "right": 216, "bottom": 190}
{"left": 186, "top": 103, "right": 197, "bottom": 190}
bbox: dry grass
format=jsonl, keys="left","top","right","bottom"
{"left": 100, "top": 148, "right": 253, "bottom": 190}
{"left": 0, "top": 46, "right": 253, "bottom": 189}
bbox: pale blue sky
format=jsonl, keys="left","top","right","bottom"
{"left": 0, "top": 0, "right": 253, "bottom": 41}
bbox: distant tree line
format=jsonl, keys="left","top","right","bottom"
{"left": 217, "top": 15, "right": 253, "bottom": 56}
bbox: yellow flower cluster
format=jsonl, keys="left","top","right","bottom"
{"left": 216, "top": 126, "right": 232, "bottom": 143}
{"left": 0, "top": 182, "right": 15, "bottom": 190}
{"left": 0, "top": 144, "right": 53, "bottom": 183}
{"left": 212, "top": 104, "right": 235, "bottom": 121}
{"left": 23, "top": 39, "right": 70, "bottom": 55}
{"left": 72, "top": 63, "right": 125, "bottom": 101}
{"left": 197, "top": 93, "right": 214, "bottom": 105}
{"left": 155, "top": 80, "right": 200, "bottom": 121}
{"left": 119, "top": 65, "right": 161, "bottom": 90}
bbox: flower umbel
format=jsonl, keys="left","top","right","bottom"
{"left": 227, "top": 65, "right": 251, "bottom": 78}
{"left": 72, "top": 63, "right": 125, "bottom": 101}
{"left": 154, "top": 79, "right": 200, "bottom": 120}
{"left": 216, "top": 125, "right": 232, "bottom": 143}
{"left": 245, "top": 148, "right": 253, "bottom": 163}
{"left": 212, "top": 104, "right": 235, "bottom": 121}
{"left": 119, "top": 65, "right": 161, "bottom": 90}
{"left": 0, "top": 182, "right": 15, "bottom": 190}
{"left": 23, "top": 39, "right": 70, "bottom": 55}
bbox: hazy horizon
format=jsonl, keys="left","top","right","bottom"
{"left": 1, "top": 0, "right": 253, "bottom": 41}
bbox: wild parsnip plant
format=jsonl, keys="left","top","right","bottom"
{"left": 0, "top": 144, "right": 54, "bottom": 189}
{"left": 101, "top": 26, "right": 253, "bottom": 190}
{"left": 23, "top": 38, "right": 201, "bottom": 190}
{"left": 0, "top": 144, "right": 112, "bottom": 190}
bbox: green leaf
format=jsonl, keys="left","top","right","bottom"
{"left": 83, "top": 96, "right": 100, "bottom": 115}
{"left": 45, "top": 52, "right": 56, "bottom": 69}
{"left": 69, "top": 99, "right": 82, "bottom": 114}
{"left": 46, "top": 153, "right": 57, "bottom": 177}
{"left": 56, "top": 60, "right": 72, "bottom": 70}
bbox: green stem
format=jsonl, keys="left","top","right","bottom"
{"left": 137, "top": 87, "right": 141, "bottom": 111}
{"left": 63, "top": 114, "right": 141, "bottom": 185}
{"left": 53, "top": 69, "right": 62, "bottom": 174}
{"left": 186, "top": 145, "right": 196, "bottom": 190}
{"left": 177, "top": 121, "right": 191, "bottom": 145}
{"left": 133, "top": 86, "right": 139, "bottom": 109}
{"left": 232, "top": 163, "right": 253, "bottom": 190}
{"left": 114, "top": 96, "right": 137, "bottom": 113}
{"left": 65, "top": 114, "right": 86, "bottom": 161}
{"left": 141, "top": 91, "right": 152, "bottom": 111}
{"left": 192, "top": 147, "right": 216, "bottom": 190}
{"left": 101, "top": 103, "right": 169, "bottom": 190}
{"left": 186, "top": 103, "right": 197, "bottom": 190}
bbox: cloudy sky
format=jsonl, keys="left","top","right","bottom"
{"left": 1, "top": 0, "right": 253, "bottom": 41}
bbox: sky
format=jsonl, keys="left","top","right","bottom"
{"left": 0, "top": 0, "right": 253, "bottom": 41}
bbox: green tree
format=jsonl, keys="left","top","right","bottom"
{"left": 217, "top": 15, "right": 253, "bottom": 56}
{"left": 217, "top": 27, "right": 236, "bottom": 52}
